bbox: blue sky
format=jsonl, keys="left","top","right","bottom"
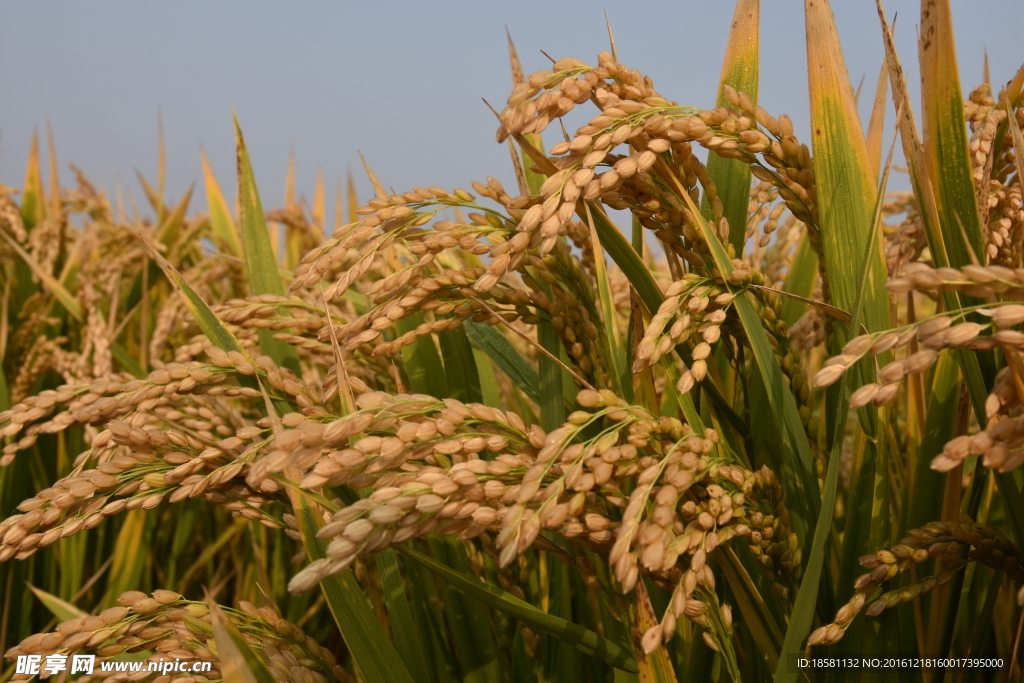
{"left": 1, "top": 1, "right": 1021, "bottom": 220}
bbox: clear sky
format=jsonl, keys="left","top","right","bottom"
{"left": 1, "top": 1, "right": 1021, "bottom": 221}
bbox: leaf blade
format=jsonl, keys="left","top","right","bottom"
{"left": 464, "top": 321, "right": 540, "bottom": 403}
{"left": 201, "top": 149, "right": 243, "bottom": 257}
{"left": 399, "top": 545, "right": 638, "bottom": 673}
{"left": 234, "top": 117, "right": 302, "bottom": 375}
{"left": 207, "top": 596, "right": 277, "bottom": 683}
{"left": 292, "top": 496, "right": 416, "bottom": 683}
{"left": 920, "top": 0, "right": 983, "bottom": 266}
{"left": 27, "top": 584, "right": 88, "bottom": 622}
{"left": 707, "top": 0, "right": 759, "bottom": 252}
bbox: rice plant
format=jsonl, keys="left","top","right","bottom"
{"left": 1, "top": 0, "right": 1023, "bottom": 681}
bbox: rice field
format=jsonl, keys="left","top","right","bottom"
{"left": 1, "top": 0, "right": 1023, "bottom": 681}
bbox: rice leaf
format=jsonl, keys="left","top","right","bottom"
{"left": 157, "top": 112, "right": 167, "bottom": 222}
{"left": 135, "top": 171, "right": 164, "bottom": 220}
{"left": 111, "top": 344, "right": 145, "bottom": 378}
{"left": 585, "top": 203, "right": 662, "bottom": 315}
{"left": 989, "top": 64, "right": 1024, "bottom": 169}
{"left": 149, "top": 249, "right": 244, "bottom": 355}
{"left": 374, "top": 548, "right": 430, "bottom": 683}
{"left": 155, "top": 186, "right": 194, "bottom": 249}
{"left": 773, "top": 384, "right": 846, "bottom": 683}
{"left": 292, "top": 496, "right": 416, "bottom": 683}
{"left": 804, "top": 0, "right": 892, "bottom": 645}
{"left": 464, "top": 321, "right": 540, "bottom": 403}
{"left": 234, "top": 116, "right": 302, "bottom": 375}
{"left": 920, "top": 0, "right": 983, "bottom": 267}
{"left": 26, "top": 584, "right": 87, "bottom": 622}
{"left": 537, "top": 311, "right": 566, "bottom": 431}
{"left": 779, "top": 235, "right": 819, "bottom": 326}
{"left": 776, "top": 73, "right": 903, "bottom": 680}
{"left": 584, "top": 205, "right": 629, "bottom": 399}
{"left": 0, "top": 363, "right": 8, "bottom": 413}
{"left": 21, "top": 132, "right": 45, "bottom": 228}
{"left": 540, "top": 536, "right": 579, "bottom": 682}
{"left": 865, "top": 62, "right": 889, "bottom": 180}
{"left": 313, "top": 170, "right": 325, "bottom": 227}
{"left": 878, "top": 1, "right": 1024, "bottom": 547}
{"left": 404, "top": 556, "right": 459, "bottom": 683}
{"left": 426, "top": 537, "right": 502, "bottom": 683}
{"left": 200, "top": 148, "right": 243, "bottom": 257}
{"left": 1004, "top": 97, "right": 1024, "bottom": 205}
{"left": 206, "top": 595, "right": 278, "bottom": 683}
{"left": 396, "top": 313, "right": 447, "bottom": 398}
{"left": 706, "top": 0, "right": 759, "bottom": 252}
{"left": 805, "top": 0, "right": 889, "bottom": 336}
{"left": 438, "top": 324, "right": 483, "bottom": 404}
{"left": 399, "top": 546, "right": 638, "bottom": 673}
{"left": 45, "top": 122, "right": 61, "bottom": 219}
{"left": 876, "top": 4, "right": 945, "bottom": 260}
{"left": 105, "top": 510, "right": 151, "bottom": 605}
{"left": 906, "top": 353, "right": 960, "bottom": 531}
{"left": 175, "top": 519, "right": 247, "bottom": 594}
{"left": 633, "top": 579, "right": 677, "bottom": 682}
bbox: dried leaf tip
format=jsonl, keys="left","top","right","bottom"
{"left": 358, "top": 151, "right": 388, "bottom": 199}
{"left": 506, "top": 27, "right": 524, "bottom": 86}
{"left": 604, "top": 10, "right": 618, "bottom": 63}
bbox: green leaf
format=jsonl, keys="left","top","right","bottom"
{"left": 438, "top": 324, "right": 483, "bottom": 404}
{"left": 150, "top": 251, "right": 244, "bottom": 355}
{"left": 865, "top": 62, "right": 889, "bottom": 180}
{"left": 537, "top": 313, "right": 565, "bottom": 432}
{"left": 141, "top": 240, "right": 302, "bottom": 412}
{"left": 473, "top": 345, "right": 504, "bottom": 409}
{"left": 207, "top": 596, "right": 278, "bottom": 683}
{"left": 396, "top": 313, "right": 447, "bottom": 398}
{"left": 780, "top": 234, "right": 819, "bottom": 326}
{"left": 374, "top": 549, "right": 430, "bottom": 683}
{"left": 706, "top": 0, "right": 759, "bottom": 252}
{"left": 135, "top": 171, "right": 165, "bottom": 222}
{"left": 111, "top": 343, "right": 145, "bottom": 378}
{"left": 805, "top": 0, "right": 889, "bottom": 338}
{"left": 773, "top": 387, "right": 844, "bottom": 683}
{"left": 464, "top": 321, "right": 540, "bottom": 403}
{"left": 234, "top": 116, "right": 302, "bottom": 375}
{"left": 906, "top": 353, "right": 960, "bottom": 531}
{"left": 919, "top": 0, "right": 983, "bottom": 267}
{"left": 0, "top": 363, "right": 8, "bottom": 413}
{"left": 805, "top": 0, "right": 897, "bottom": 656}
{"left": 586, "top": 204, "right": 663, "bottom": 316}
{"left": 426, "top": 537, "right": 502, "bottom": 683}
{"left": 399, "top": 545, "right": 638, "bottom": 673}
{"left": 292, "top": 496, "right": 416, "bottom": 683}
{"left": 775, "top": 33, "right": 903, "bottom": 672}
{"left": 176, "top": 519, "right": 247, "bottom": 594}
{"left": 27, "top": 584, "right": 88, "bottom": 622}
